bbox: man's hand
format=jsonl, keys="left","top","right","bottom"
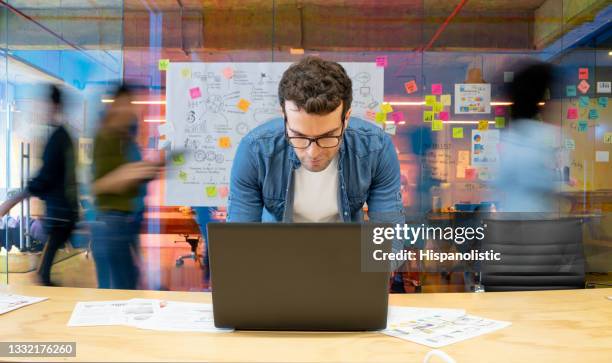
{"left": 0, "top": 191, "right": 29, "bottom": 217}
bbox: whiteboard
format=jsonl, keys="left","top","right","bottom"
{"left": 164, "top": 62, "right": 384, "bottom": 206}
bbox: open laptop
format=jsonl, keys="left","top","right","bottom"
{"left": 207, "top": 223, "right": 390, "bottom": 331}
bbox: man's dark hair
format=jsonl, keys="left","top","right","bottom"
{"left": 278, "top": 56, "right": 352, "bottom": 119}
{"left": 508, "top": 61, "right": 554, "bottom": 120}
{"left": 49, "top": 84, "right": 63, "bottom": 110}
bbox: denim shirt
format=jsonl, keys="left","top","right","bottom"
{"left": 227, "top": 117, "right": 404, "bottom": 225}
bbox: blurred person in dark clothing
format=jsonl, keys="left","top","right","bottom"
{"left": 91, "top": 85, "right": 161, "bottom": 289}
{"left": 0, "top": 84, "right": 78, "bottom": 286}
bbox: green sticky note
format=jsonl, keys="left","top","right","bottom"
{"left": 433, "top": 102, "right": 444, "bottom": 113}
{"left": 172, "top": 153, "right": 185, "bottom": 166}
{"left": 566, "top": 85, "right": 577, "bottom": 97}
{"left": 431, "top": 120, "right": 443, "bottom": 131}
{"left": 579, "top": 96, "right": 589, "bottom": 108}
{"left": 604, "top": 133, "right": 612, "bottom": 144}
{"left": 425, "top": 95, "right": 437, "bottom": 106}
{"left": 206, "top": 185, "right": 218, "bottom": 198}
{"left": 577, "top": 121, "right": 588, "bottom": 132}
{"left": 375, "top": 112, "right": 386, "bottom": 123}
{"left": 495, "top": 116, "right": 505, "bottom": 128}
{"left": 423, "top": 111, "right": 434, "bottom": 122}
{"left": 599, "top": 97, "right": 608, "bottom": 108}
{"left": 158, "top": 59, "right": 170, "bottom": 71}
{"left": 452, "top": 127, "right": 463, "bottom": 139}
{"left": 589, "top": 109, "right": 599, "bottom": 120}
{"left": 179, "top": 171, "right": 187, "bottom": 182}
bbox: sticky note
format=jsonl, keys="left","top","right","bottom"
{"left": 172, "top": 153, "right": 185, "bottom": 166}
{"left": 158, "top": 59, "right": 169, "bottom": 71}
{"left": 181, "top": 68, "right": 191, "bottom": 79}
{"left": 206, "top": 185, "right": 218, "bottom": 198}
{"left": 425, "top": 95, "right": 436, "bottom": 106}
{"left": 579, "top": 68, "right": 589, "bottom": 80}
{"left": 433, "top": 102, "right": 444, "bottom": 113}
{"left": 366, "top": 109, "right": 377, "bottom": 121}
{"left": 375, "top": 56, "right": 388, "bottom": 67}
{"left": 604, "top": 133, "right": 612, "bottom": 144}
{"left": 404, "top": 80, "right": 418, "bottom": 94}
{"left": 494, "top": 106, "right": 505, "bottom": 116}
{"left": 423, "top": 111, "right": 434, "bottom": 122}
{"left": 219, "top": 186, "right": 229, "bottom": 198}
{"left": 440, "top": 94, "right": 451, "bottom": 106}
{"left": 431, "top": 84, "right": 443, "bottom": 95}
{"left": 495, "top": 116, "right": 505, "bottom": 128}
{"left": 565, "top": 139, "right": 575, "bottom": 150}
{"left": 598, "top": 97, "right": 608, "bottom": 108}
{"left": 566, "top": 85, "right": 577, "bottom": 97}
{"left": 237, "top": 98, "right": 251, "bottom": 112}
{"left": 478, "top": 120, "right": 489, "bottom": 130}
{"left": 567, "top": 108, "right": 578, "bottom": 119}
{"left": 189, "top": 87, "right": 202, "bottom": 99}
{"left": 577, "top": 121, "right": 588, "bottom": 132}
{"left": 597, "top": 81, "right": 611, "bottom": 94}
{"left": 381, "top": 103, "right": 393, "bottom": 114}
{"left": 385, "top": 123, "right": 397, "bottom": 135}
{"left": 579, "top": 96, "right": 589, "bottom": 108}
{"left": 223, "top": 67, "right": 234, "bottom": 79}
{"left": 589, "top": 109, "right": 599, "bottom": 120}
{"left": 452, "top": 127, "right": 463, "bottom": 139}
{"left": 439, "top": 111, "right": 449, "bottom": 121}
{"left": 375, "top": 112, "right": 386, "bottom": 123}
{"left": 391, "top": 111, "right": 403, "bottom": 123}
{"left": 465, "top": 168, "right": 477, "bottom": 181}
{"left": 218, "top": 136, "right": 231, "bottom": 149}
{"left": 179, "top": 171, "right": 188, "bottom": 182}
{"left": 595, "top": 151, "right": 609, "bottom": 163}
{"left": 431, "top": 120, "right": 443, "bottom": 131}
{"left": 578, "top": 80, "right": 590, "bottom": 94}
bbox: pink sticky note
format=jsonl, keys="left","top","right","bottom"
{"left": 431, "top": 84, "right": 443, "bottom": 95}
{"left": 465, "top": 168, "right": 477, "bottom": 181}
{"left": 391, "top": 111, "right": 403, "bottom": 123}
{"left": 189, "top": 87, "right": 201, "bottom": 99}
{"left": 375, "top": 56, "right": 388, "bottom": 68}
{"left": 495, "top": 106, "right": 505, "bottom": 116}
{"left": 404, "top": 80, "right": 418, "bottom": 94}
{"left": 439, "top": 111, "right": 449, "bottom": 121}
{"left": 567, "top": 108, "right": 578, "bottom": 120}
{"left": 219, "top": 186, "right": 229, "bottom": 198}
{"left": 222, "top": 67, "right": 234, "bottom": 79}
{"left": 578, "top": 68, "right": 588, "bottom": 80}
{"left": 366, "top": 109, "right": 376, "bottom": 121}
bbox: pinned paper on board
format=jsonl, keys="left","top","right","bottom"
{"left": 425, "top": 95, "right": 437, "bottom": 106}
{"left": 566, "top": 85, "right": 577, "bottom": 97}
{"left": 218, "top": 136, "right": 231, "bottom": 149}
{"left": 375, "top": 56, "right": 388, "bottom": 67}
{"left": 391, "top": 111, "right": 403, "bottom": 123}
{"left": 452, "top": 127, "right": 464, "bottom": 139}
{"left": 381, "top": 103, "right": 393, "bottom": 114}
{"left": 439, "top": 111, "right": 449, "bottom": 121}
{"left": 237, "top": 98, "right": 251, "bottom": 112}
{"left": 440, "top": 94, "right": 451, "bottom": 106}
{"left": 478, "top": 120, "right": 489, "bottom": 130}
{"left": 206, "top": 185, "right": 218, "bottom": 198}
{"left": 404, "top": 80, "right": 418, "bottom": 94}
{"left": 495, "top": 117, "right": 505, "bottom": 128}
{"left": 431, "top": 120, "right": 443, "bottom": 131}
{"left": 578, "top": 80, "right": 590, "bottom": 94}
{"left": 597, "top": 82, "right": 611, "bottom": 94}
{"left": 189, "top": 87, "right": 202, "bottom": 99}
{"left": 577, "top": 121, "right": 588, "bottom": 132}
{"left": 578, "top": 68, "right": 589, "bottom": 80}
{"left": 431, "top": 84, "right": 443, "bottom": 95}
{"left": 567, "top": 108, "right": 578, "bottom": 119}
{"left": 454, "top": 84, "right": 491, "bottom": 114}
{"left": 595, "top": 151, "right": 609, "bottom": 163}
{"left": 158, "top": 59, "right": 170, "bottom": 71}
{"left": 423, "top": 111, "right": 434, "bottom": 122}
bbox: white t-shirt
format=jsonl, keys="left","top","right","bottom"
{"left": 292, "top": 156, "right": 341, "bottom": 222}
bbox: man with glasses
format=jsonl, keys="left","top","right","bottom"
{"left": 227, "top": 56, "right": 403, "bottom": 224}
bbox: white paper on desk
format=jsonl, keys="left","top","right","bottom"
{"left": 134, "top": 301, "right": 232, "bottom": 333}
{"left": 383, "top": 308, "right": 511, "bottom": 348}
{"left": 68, "top": 299, "right": 160, "bottom": 327}
{"left": 0, "top": 293, "right": 47, "bottom": 315}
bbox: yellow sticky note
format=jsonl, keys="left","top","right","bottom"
{"left": 375, "top": 112, "right": 386, "bottom": 123}
{"left": 172, "top": 153, "right": 185, "bottom": 166}
{"left": 441, "top": 94, "right": 451, "bottom": 106}
{"left": 452, "top": 127, "right": 464, "bottom": 138}
{"left": 179, "top": 171, "right": 187, "bottom": 181}
{"left": 181, "top": 68, "right": 191, "bottom": 79}
{"left": 158, "top": 59, "right": 170, "bottom": 71}
{"left": 206, "top": 185, "right": 218, "bottom": 198}
{"left": 433, "top": 102, "right": 444, "bottom": 113}
{"left": 425, "top": 95, "right": 437, "bottom": 106}
{"left": 218, "top": 136, "right": 231, "bottom": 149}
{"left": 495, "top": 116, "right": 505, "bottom": 128}
{"left": 423, "top": 111, "right": 434, "bottom": 122}
{"left": 604, "top": 132, "right": 612, "bottom": 144}
{"left": 478, "top": 120, "right": 489, "bottom": 130}
{"left": 380, "top": 103, "right": 393, "bottom": 114}
{"left": 237, "top": 98, "right": 251, "bottom": 112}
{"left": 431, "top": 120, "right": 443, "bottom": 131}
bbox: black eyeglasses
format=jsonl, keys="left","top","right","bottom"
{"left": 284, "top": 116, "right": 345, "bottom": 149}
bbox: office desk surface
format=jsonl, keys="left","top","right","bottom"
{"left": 2, "top": 285, "right": 611, "bottom": 363}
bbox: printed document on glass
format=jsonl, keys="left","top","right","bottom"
{"left": 0, "top": 293, "right": 47, "bottom": 315}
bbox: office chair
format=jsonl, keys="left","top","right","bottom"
{"left": 174, "top": 234, "right": 203, "bottom": 267}
{"left": 481, "top": 217, "right": 586, "bottom": 291}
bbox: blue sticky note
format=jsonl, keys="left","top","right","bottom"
{"left": 599, "top": 97, "right": 608, "bottom": 108}
{"left": 589, "top": 109, "right": 599, "bottom": 120}
{"left": 566, "top": 85, "right": 577, "bottom": 97}
{"left": 578, "top": 121, "right": 588, "bottom": 132}
{"left": 579, "top": 96, "right": 589, "bottom": 108}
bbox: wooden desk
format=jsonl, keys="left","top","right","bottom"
{"left": 2, "top": 285, "right": 611, "bottom": 362}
